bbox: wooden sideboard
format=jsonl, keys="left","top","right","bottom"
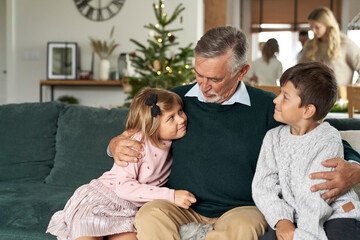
{"left": 39, "top": 80, "right": 123, "bottom": 102}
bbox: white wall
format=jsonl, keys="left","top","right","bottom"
{"left": 4, "top": 0, "right": 201, "bottom": 107}
{"left": 0, "top": 0, "right": 6, "bottom": 104}
{"left": 342, "top": 0, "right": 360, "bottom": 32}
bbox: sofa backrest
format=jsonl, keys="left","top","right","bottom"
{"left": 45, "top": 104, "right": 129, "bottom": 188}
{"left": 325, "top": 118, "right": 360, "bottom": 198}
{"left": 0, "top": 102, "right": 65, "bottom": 182}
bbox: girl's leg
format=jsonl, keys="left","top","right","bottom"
{"left": 107, "top": 232, "right": 137, "bottom": 240}
{"left": 324, "top": 218, "right": 360, "bottom": 240}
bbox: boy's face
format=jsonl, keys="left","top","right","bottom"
{"left": 273, "top": 81, "right": 306, "bottom": 125}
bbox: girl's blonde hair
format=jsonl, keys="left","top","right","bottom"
{"left": 306, "top": 7, "right": 341, "bottom": 60}
{"left": 261, "top": 38, "right": 279, "bottom": 64}
{"left": 126, "top": 87, "right": 183, "bottom": 148}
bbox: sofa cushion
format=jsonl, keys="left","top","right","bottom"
{"left": 339, "top": 130, "right": 360, "bottom": 153}
{"left": 0, "top": 102, "right": 64, "bottom": 182}
{"left": 324, "top": 118, "right": 360, "bottom": 130}
{"left": 339, "top": 130, "right": 360, "bottom": 198}
{"left": 0, "top": 182, "right": 75, "bottom": 240}
{"left": 45, "top": 105, "right": 129, "bottom": 188}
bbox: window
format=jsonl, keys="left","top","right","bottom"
{"left": 251, "top": 30, "right": 314, "bottom": 81}
{"left": 251, "top": 0, "right": 342, "bottom": 32}
{"left": 250, "top": 0, "right": 342, "bottom": 81}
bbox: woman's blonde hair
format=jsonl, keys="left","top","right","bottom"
{"left": 306, "top": 7, "right": 341, "bottom": 60}
{"left": 126, "top": 87, "right": 183, "bottom": 148}
{"left": 261, "top": 38, "right": 279, "bottom": 64}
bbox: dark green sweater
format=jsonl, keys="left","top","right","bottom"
{"left": 167, "top": 83, "right": 279, "bottom": 218}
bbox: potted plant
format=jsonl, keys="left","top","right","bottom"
{"left": 89, "top": 26, "right": 119, "bottom": 80}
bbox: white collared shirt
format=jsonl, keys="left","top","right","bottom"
{"left": 184, "top": 81, "right": 251, "bottom": 106}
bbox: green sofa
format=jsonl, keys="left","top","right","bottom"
{"left": 0, "top": 102, "right": 359, "bottom": 239}
{"left": 0, "top": 102, "right": 129, "bottom": 240}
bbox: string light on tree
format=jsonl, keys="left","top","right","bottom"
{"left": 156, "top": 37, "right": 163, "bottom": 43}
{"left": 126, "top": 0, "right": 195, "bottom": 100}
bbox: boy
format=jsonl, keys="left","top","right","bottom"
{"left": 252, "top": 62, "right": 360, "bottom": 240}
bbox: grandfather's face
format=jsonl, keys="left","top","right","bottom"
{"left": 194, "top": 51, "right": 249, "bottom": 104}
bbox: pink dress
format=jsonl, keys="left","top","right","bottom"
{"left": 46, "top": 132, "right": 174, "bottom": 240}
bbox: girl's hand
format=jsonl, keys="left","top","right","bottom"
{"left": 174, "top": 190, "right": 197, "bottom": 209}
{"left": 276, "top": 219, "right": 295, "bottom": 240}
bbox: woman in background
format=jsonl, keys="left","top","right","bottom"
{"left": 247, "top": 38, "right": 283, "bottom": 86}
{"left": 298, "top": 7, "right": 360, "bottom": 99}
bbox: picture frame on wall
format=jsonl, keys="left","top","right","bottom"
{"left": 47, "top": 42, "right": 79, "bottom": 80}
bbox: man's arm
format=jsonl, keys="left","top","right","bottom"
{"left": 108, "top": 130, "right": 143, "bottom": 167}
{"left": 310, "top": 140, "right": 360, "bottom": 204}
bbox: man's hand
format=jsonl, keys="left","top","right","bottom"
{"left": 276, "top": 219, "right": 295, "bottom": 240}
{"left": 174, "top": 190, "right": 197, "bottom": 209}
{"left": 109, "top": 130, "right": 143, "bottom": 167}
{"left": 310, "top": 158, "right": 360, "bottom": 204}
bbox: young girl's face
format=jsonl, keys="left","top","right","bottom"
{"left": 158, "top": 102, "right": 187, "bottom": 140}
{"left": 309, "top": 20, "right": 328, "bottom": 40}
{"left": 273, "top": 81, "right": 305, "bottom": 125}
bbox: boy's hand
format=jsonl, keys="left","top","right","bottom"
{"left": 109, "top": 130, "right": 143, "bottom": 167}
{"left": 174, "top": 190, "right": 197, "bottom": 209}
{"left": 276, "top": 219, "right": 295, "bottom": 240}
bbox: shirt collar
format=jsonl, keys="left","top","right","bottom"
{"left": 184, "top": 81, "right": 251, "bottom": 106}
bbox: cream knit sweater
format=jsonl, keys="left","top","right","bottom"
{"left": 252, "top": 122, "right": 360, "bottom": 240}
{"left": 299, "top": 33, "right": 360, "bottom": 87}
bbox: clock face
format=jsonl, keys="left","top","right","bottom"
{"left": 74, "top": 0, "right": 125, "bottom": 22}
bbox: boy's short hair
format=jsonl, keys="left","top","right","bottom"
{"left": 279, "top": 62, "right": 337, "bottom": 121}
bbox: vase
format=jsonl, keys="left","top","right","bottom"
{"left": 99, "top": 59, "right": 110, "bottom": 81}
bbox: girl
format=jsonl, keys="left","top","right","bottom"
{"left": 298, "top": 7, "right": 360, "bottom": 99}
{"left": 247, "top": 38, "right": 283, "bottom": 86}
{"left": 46, "top": 87, "right": 196, "bottom": 240}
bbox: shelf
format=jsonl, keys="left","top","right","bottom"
{"left": 40, "top": 80, "right": 123, "bottom": 86}
{"left": 40, "top": 80, "right": 124, "bottom": 102}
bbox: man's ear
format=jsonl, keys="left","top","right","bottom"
{"left": 238, "top": 64, "right": 250, "bottom": 81}
{"left": 303, "top": 104, "right": 316, "bottom": 119}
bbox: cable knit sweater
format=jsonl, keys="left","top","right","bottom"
{"left": 252, "top": 122, "right": 360, "bottom": 240}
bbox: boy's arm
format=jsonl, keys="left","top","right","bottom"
{"left": 310, "top": 140, "right": 360, "bottom": 204}
{"left": 293, "top": 139, "right": 344, "bottom": 240}
{"left": 252, "top": 131, "right": 295, "bottom": 229}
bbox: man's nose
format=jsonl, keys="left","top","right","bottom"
{"left": 200, "top": 78, "right": 211, "bottom": 92}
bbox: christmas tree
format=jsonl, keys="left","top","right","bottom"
{"left": 126, "top": 0, "right": 195, "bottom": 99}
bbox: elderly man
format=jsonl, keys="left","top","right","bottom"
{"left": 108, "top": 26, "right": 360, "bottom": 239}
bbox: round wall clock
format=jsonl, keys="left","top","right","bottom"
{"left": 74, "top": 0, "right": 126, "bottom": 22}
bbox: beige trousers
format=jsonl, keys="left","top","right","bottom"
{"left": 134, "top": 199, "right": 267, "bottom": 240}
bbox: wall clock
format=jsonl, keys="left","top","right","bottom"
{"left": 74, "top": 0, "right": 126, "bottom": 22}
